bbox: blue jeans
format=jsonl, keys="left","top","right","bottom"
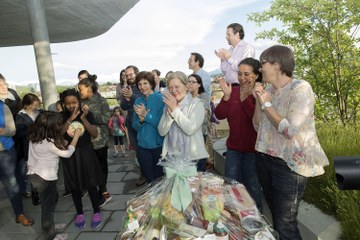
{"left": 196, "top": 158, "right": 207, "bottom": 172}
{"left": 137, "top": 146, "right": 163, "bottom": 183}
{"left": 0, "top": 147, "right": 24, "bottom": 216}
{"left": 127, "top": 120, "right": 138, "bottom": 151}
{"left": 225, "top": 149, "right": 262, "bottom": 212}
{"left": 256, "top": 153, "right": 306, "bottom": 240}
{"left": 15, "top": 157, "right": 27, "bottom": 193}
{"left": 28, "top": 174, "right": 58, "bottom": 240}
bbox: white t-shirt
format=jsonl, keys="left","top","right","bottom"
{"left": 27, "top": 140, "right": 75, "bottom": 181}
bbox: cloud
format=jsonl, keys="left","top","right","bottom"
{"left": 51, "top": 0, "right": 261, "bottom": 82}
{"left": 4, "top": 0, "right": 277, "bottom": 86}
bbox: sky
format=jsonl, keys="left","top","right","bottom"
{"left": 0, "top": 0, "right": 280, "bottom": 87}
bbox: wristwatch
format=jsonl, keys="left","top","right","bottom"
{"left": 261, "top": 101, "right": 272, "bottom": 110}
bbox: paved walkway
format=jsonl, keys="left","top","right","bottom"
{"left": 0, "top": 147, "right": 145, "bottom": 240}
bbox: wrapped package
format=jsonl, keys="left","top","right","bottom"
{"left": 120, "top": 155, "right": 278, "bottom": 240}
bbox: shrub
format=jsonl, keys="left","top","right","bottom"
{"left": 303, "top": 123, "right": 360, "bottom": 240}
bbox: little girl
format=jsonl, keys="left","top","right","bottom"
{"left": 15, "top": 93, "right": 41, "bottom": 202}
{"left": 108, "top": 106, "right": 127, "bottom": 157}
{"left": 59, "top": 88, "right": 104, "bottom": 230}
{"left": 27, "top": 111, "right": 82, "bottom": 240}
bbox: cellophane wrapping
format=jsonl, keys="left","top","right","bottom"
{"left": 120, "top": 156, "right": 277, "bottom": 240}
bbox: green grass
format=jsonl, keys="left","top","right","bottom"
{"left": 303, "top": 123, "right": 360, "bottom": 240}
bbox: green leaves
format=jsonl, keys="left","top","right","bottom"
{"left": 249, "top": 0, "right": 360, "bottom": 125}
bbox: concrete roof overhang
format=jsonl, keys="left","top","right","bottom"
{"left": 0, "top": 0, "right": 139, "bottom": 47}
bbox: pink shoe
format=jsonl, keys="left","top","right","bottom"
{"left": 75, "top": 214, "right": 85, "bottom": 229}
{"left": 91, "top": 213, "right": 102, "bottom": 229}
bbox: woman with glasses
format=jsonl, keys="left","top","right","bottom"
{"left": 253, "top": 45, "right": 328, "bottom": 239}
{"left": 187, "top": 74, "right": 213, "bottom": 169}
{"left": 158, "top": 71, "right": 208, "bottom": 172}
{"left": 214, "top": 57, "right": 263, "bottom": 211}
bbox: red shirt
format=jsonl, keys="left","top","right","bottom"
{"left": 214, "top": 86, "right": 257, "bottom": 152}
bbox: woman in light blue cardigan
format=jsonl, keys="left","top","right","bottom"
{"left": 133, "top": 71, "right": 165, "bottom": 183}
{"left": 158, "top": 71, "right": 209, "bottom": 172}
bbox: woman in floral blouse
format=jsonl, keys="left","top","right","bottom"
{"left": 252, "top": 45, "right": 329, "bottom": 240}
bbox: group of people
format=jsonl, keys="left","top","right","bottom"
{"left": 0, "top": 71, "right": 113, "bottom": 240}
{"left": 0, "top": 22, "right": 330, "bottom": 240}
{"left": 213, "top": 23, "right": 329, "bottom": 240}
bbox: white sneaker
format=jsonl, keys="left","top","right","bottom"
{"left": 54, "top": 223, "right": 66, "bottom": 231}
{"left": 53, "top": 233, "right": 68, "bottom": 240}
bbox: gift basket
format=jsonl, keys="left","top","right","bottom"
{"left": 120, "top": 155, "right": 277, "bottom": 240}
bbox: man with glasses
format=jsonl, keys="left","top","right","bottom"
{"left": 215, "top": 23, "right": 255, "bottom": 84}
{"left": 120, "top": 65, "right": 146, "bottom": 186}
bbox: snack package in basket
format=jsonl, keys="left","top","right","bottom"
{"left": 120, "top": 155, "right": 278, "bottom": 240}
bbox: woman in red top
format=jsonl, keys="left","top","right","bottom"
{"left": 214, "top": 57, "right": 263, "bottom": 211}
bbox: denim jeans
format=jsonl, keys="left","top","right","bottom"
{"left": 15, "top": 157, "right": 27, "bottom": 193}
{"left": 256, "top": 153, "right": 306, "bottom": 240}
{"left": 28, "top": 174, "right": 58, "bottom": 240}
{"left": 137, "top": 146, "right": 163, "bottom": 183}
{"left": 127, "top": 121, "right": 138, "bottom": 151}
{"left": 224, "top": 149, "right": 262, "bottom": 212}
{"left": 196, "top": 158, "right": 207, "bottom": 172}
{"left": 0, "top": 147, "right": 24, "bottom": 216}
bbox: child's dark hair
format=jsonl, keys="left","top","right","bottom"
{"left": 28, "top": 111, "right": 67, "bottom": 150}
{"left": 59, "top": 88, "right": 80, "bottom": 108}
{"left": 78, "top": 78, "right": 98, "bottom": 93}
{"left": 21, "top": 93, "right": 40, "bottom": 109}
{"left": 113, "top": 106, "right": 122, "bottom": 115}
{"left": 78, "top": 70, "right": 97, "bottom": 81}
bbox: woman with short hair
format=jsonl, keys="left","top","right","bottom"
{"left": 158, "top": 71, "right": 208, "bottom": 172}
{"left": 253, "top": 45, "right": 329, "bottom": 239}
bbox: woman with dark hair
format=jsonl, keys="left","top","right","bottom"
{"left": 132, "top": 71, "right": 165, "bottom": 183}
{"left": 214, "top": 57, "right": 263, "bottom": 211}
{"left": 187, "top": 74, "right": 213, "bottom": 167}
{"left": 78, "top": 78, "right": 111, "bottom": 207}
{"left": 116, "top": 69, "right": 129, "bottom": 136}
{"left": 253, "top": 45, "right": 328, "bottom": 239}
{"left": 187, "top": 74, "right": 205, "bottom": 95}
{"left": 116, "top": 69, "right": 127, "bottom": 102}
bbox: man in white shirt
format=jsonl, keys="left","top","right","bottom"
{"left": 188, "top": 52, "right": 211, "bottom": 96}
{"left": 215, "top": 23, "right": 255, "bottom": 84}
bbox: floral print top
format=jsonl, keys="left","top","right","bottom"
{"left": 255, "top": 79, "right": 329, "bottom": 177}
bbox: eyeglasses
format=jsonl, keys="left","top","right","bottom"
{"left": 125, "top": 73, "right": 135, "bottom": 78}
{"left": 187, "top": 80, "right": 198, "bottom": 84}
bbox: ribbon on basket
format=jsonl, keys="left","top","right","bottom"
{"left": 165, "top": 165, "right": 198, "bottom": 212}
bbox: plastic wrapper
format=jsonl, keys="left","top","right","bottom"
{"left": 120, "top": 155, "right": 278, "bottom": 240}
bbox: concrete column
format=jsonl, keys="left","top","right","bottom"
{"left": 26, "top": 0, "right": 57, "bottom": 110}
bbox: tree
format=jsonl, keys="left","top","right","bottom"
{"left": 249, "top": 0, "right": 360, "bottom": 125}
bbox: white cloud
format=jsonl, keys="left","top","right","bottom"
{"left": 50, "top": 0, "right": 261, "bottom": 83}
{"left": 3, "top": 0, "right": 279, "bottom": 86}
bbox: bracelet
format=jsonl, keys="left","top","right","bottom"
{"left": 67, "top": 121, "right": 71, "bottom": 125}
